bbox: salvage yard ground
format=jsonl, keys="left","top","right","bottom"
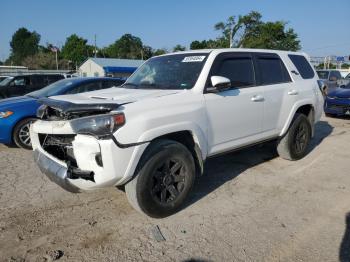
{"left": 0, "top": 115, "right": 350, "bottom": 262}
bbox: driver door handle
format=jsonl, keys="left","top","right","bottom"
{"left": 251, "top": 95, "right": 264, "bottom": 102}
{"left": 288, "top": 89, "right": 299, "bottom": 95}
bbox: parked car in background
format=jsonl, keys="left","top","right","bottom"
{"left": 324, "top": 82, "right": 350, "bottom": 117}
{"left": 30, "top": 49, "right": 323, "bottom": 217}
{"left": 0, "top": 74, "right": 64, "bottom": 99}
{"left": 316, "top": 70, "right": 343, "bottom": 92}
{"left": 0, "top": 77, "right": 125, "bottom": 149}
{"left": 339, "top": 70, "right": 350, "bottom": 78}
{"left": 0, "top": 76, "right": 11, "bottom": 83}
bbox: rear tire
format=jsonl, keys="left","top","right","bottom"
{"left": 277, "top": 114, "right": 312, "bottom": 161}
{"left": 13, "top": 118, "right": 36, "bottom": 149}
{"left": 125, "top": 139, "right": 195, "bottom": 218}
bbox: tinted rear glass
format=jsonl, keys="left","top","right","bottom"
{"left": 257, "top": 55, "right": 291, "bottom": 85}
{"left": 288, "top": 55, "right": 315, "bottom": 79}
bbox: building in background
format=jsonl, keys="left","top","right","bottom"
{"left": 78, "top": 58, "right": 144, "bottom": 78}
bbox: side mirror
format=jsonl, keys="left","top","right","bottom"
{"left": 329, "top": 76, "right": 337, "bottom": 82}
{"left": 207, "top": 76, "right": 231, "bottom": 93}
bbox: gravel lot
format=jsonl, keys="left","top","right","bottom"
{"left": 0, "top": 116, "right": 349, "bottom": 262}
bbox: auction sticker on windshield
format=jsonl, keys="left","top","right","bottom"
{"left": 182, "top": 56, "right": 206, "bottom": 62}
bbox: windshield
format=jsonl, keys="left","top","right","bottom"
{"left": 27, "top": 78, "right": 75, "bottom": 98}
{"left": 0, "top": 77, "right": 14, "bottom": 86}
{"left": 317, "top": 71, "right": 329, "bottom": 80}
{"left": 124, "top": 53, "right": 208, "bottom": 89}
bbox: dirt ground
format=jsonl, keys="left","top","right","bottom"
{"left": 0, "top": 116, "right": 350, "bottom": 262}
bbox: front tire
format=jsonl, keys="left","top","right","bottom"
{"left": 13, "top": 118, "right": 36, "bottom": 149}
{"left": 125, "top": 139, "right": 195, "bottom": 218}
{"left": 277, "top": 114, "right": 312, "bottom": 161}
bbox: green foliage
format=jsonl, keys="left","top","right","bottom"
{"left": 341, "top": 63, "right": 350, "bottom": 69}
{"left": 316, "top": 63, "right": 337, "bottom": 70}
{"left": 192, "top": 11, "right": 301, "bottom": 51}
{"left": 22, "top": 52, "right": 69, "bottom": 70}
{"left": 142, "top": 45, "right": 153, "bottom": 60}
{"left": 153, "top": 49, "right": 168, "bottom": 56}
{"left": 9, "top": 27, "right": 41, "bottom": 65}
{"left": 241, "top": 21, "right": 301, "bottom": 51}
{"left": 173, "top": 44, "right": 186, "bottom": 52}
{"left": 106, "top": 34, "right": 144, "bottom": 59}
{"left": 61, "top": 34, "right": 94, "bottom": 65}
{"left": 190, "top": 39, "right": 222, "bottom": 49}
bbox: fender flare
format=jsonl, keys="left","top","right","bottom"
{"left": 135, "top": 121, "right": 208, "bottom": 159}
{"left": 279, "top": 100, "right": 315, "bottom": 137}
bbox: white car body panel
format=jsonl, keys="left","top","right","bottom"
{"left": 30, "top": 48, "right": 323, "bottom": 191}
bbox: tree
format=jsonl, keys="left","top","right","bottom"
{"left": 241, "top": 21, "right": 301, "bottom": 51}
{"left": 190, "top": 39, "right": 222, "bottom": 49}
{"left": 214, "top": 11, "right": 262, "bottom": 48}
{"left": 212, "top": 11, "right": 301, "bottom": 51}
{"left": 106, "top": 34, "right": 144, "bottom": 59}
{"left": 9, "top": 27, "right": 41, "bottom": 65}
{"left": 61, "top": 34, "right": 94, "bottom": 65}
{"left": 153, "top": 48, "right": 168, "bottom": 56}
{"left": 173, "top": 44, "right": 186, "bottom": 52}
{"left": 142, "top": 45, "right": 153, "bottom": 60}
{"left": 22, "top": 52, "right": 69, "bottom": 70}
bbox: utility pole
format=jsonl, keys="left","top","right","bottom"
{"left": 94, "top": 34, "right": 97, "bottom": 58}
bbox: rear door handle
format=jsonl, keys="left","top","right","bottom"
{"left": 251, "top": 95, "right": 264, "bottom": 102}
{"left": 288, "top": 90, "right": 298, "bottom": 95}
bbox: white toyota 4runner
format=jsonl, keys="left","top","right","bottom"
{"left": 30, "top": 49, "right": 324, "bottom": 218}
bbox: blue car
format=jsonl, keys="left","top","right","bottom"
{"left": 0, "top": 77, "right": 125, "bottom": 149}
{"left": 324, "top": 82, "right": 350, "bottom": 117}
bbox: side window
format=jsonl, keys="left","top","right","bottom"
{"left": 256, "top": 55, "right": 291, "bottom": 85}
{"left": 12, "top": 76, "right": 29, "bottom": 86}
{"left": 212, "top": 56, "right": 255, "bottom": 88}
{"left": 288, "top": 55, "right": 315, "bottom": 79}
{"left": 47, "top": 75, "right": 64, "bottom": 84}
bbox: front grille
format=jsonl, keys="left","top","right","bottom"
{"left": 39, "top": 134, "right": 77, "bottom": 165}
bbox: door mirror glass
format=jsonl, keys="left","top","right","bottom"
{"left": 208, "top": 76, "right": 231, "bottom": 92}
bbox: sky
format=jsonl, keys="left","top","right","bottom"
{"left": 0, "top": 0, "right": 349, "bottom": 61}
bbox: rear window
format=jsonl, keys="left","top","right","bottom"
{"left": 256, "top": 55, "right": 291, "bottom": 85}
{"left": 288, "top": 55, "right": 315, "bottom": 79}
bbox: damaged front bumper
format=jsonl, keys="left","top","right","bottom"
{"left": 33, "top": 149, "right": 80, "bottom": 193}
{"left": 30, "top": 120, "right": 149, "bottom": 192}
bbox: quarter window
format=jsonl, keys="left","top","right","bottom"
{"left": 288, "top": 55, "right": 315, "bottom": 79}
{"left": 257, "top": 55, "right": 291, "bottom": 85}
{"left": 213, "top": 57, "right": 255, "bottom": 88}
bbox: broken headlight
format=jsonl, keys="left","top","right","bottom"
{"left": 70, "top": 113, "right": 125, "bottom": 137}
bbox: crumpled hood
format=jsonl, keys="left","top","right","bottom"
{"left": 328, "top": 87, "right": 350, "bottom": 99}
{"left": 49, "top": 87, "right": 183, "bottom": 105}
